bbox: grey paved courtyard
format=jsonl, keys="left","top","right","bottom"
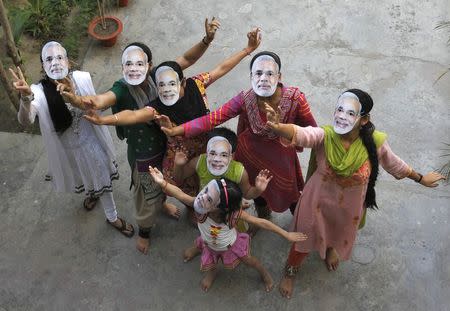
{"left": 1, "top": 0, "right": 449, "bottom": 310}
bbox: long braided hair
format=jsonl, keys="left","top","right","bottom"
{"left": 346, "top": 89, "right": 379, "bottom": 209}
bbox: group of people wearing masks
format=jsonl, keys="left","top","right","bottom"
{"left": 10, "top": 17, "right": 445, "bottom": 298}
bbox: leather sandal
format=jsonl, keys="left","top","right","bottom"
{"left": 106, "top": 217, "right": 135, "bottom": 238}
{"left": 83, "top": 196, "right": 99, "bottom": 211}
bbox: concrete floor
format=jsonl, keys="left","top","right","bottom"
{"left": 1, "top": 0, "right": 449, "bottom": 310}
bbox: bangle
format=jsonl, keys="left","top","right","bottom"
{"left": 415, "top": 173, "right": 423, "bottom": 183}
{"left": 243, "top": 48, "right": 251, "bottom": 56}
{"left": 162, "top": 180, "right": 168, "bottom": 192}
{"left": 21, "top": 92, "right": 34, "bottom": 103}
{"left": 202, "top": 36, "right": 211, "bottom": 46}
{"left": 113, "top": 114, "right": 119, "bottom": 124}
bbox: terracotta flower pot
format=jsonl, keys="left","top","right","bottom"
{"left": 118, "top": 0, "right": 129, "bottom": 7}
{"left": 87, "top": 16, "right": 123, "bottom": 47}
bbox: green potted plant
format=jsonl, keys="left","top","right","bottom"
{"left": 87, "top": 0, "right": 123, "bottom": 47}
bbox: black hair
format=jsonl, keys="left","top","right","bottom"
{"left": 151, "top": 61, "right": 184, "bottom": 82}
{"left": 207, "top": 127, "right": 238, "bottom": 153}
{"left": 249, "top": 51, "right": 281, "bottom": 71}
{"left": 216, "top": 178, "right": 243, "bottom": 226}
{"left": 345, "top": 89, "right": 379, "bottom": 209}
{"left": 346, "top": 88, "right": 373, "bottom": 117}
{"left": 124, "top": 42, "right": 152, "bottom": 63}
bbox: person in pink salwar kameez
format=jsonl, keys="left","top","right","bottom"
{"left": 265, "top": 89, "right": 445, "bottom": 299}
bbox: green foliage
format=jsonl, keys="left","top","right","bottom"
{"left": 8, "top": 7, "right": 32, "bottom": 43}
{"left": 9, "top": 0, "right": 71, "bottom": 41}
{"left": 8, "top": 0, "right": 98, "bottom": 62}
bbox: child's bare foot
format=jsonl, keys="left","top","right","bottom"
{"left": 183, "top": 246, "right": 200, "bottom": 262}
{"left": 163, "top": 202, "right": 181, "bottom": 220}
{"left": 279, "top": 275, "right": 295, "bottom": 299}
{"left": 136, "top": 236, "right": 150, "bottom": 255}
{"left": 200, "top": 269, "right": 217, "bottom": 292}
{"left": 325, "top": 247, "right": 339, "bottom": 271}
{"left": 261, "top": 270, "right": 274, "bottom": 292}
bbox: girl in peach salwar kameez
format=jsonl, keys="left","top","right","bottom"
{"left": 265, "top": 89, "right": 445, "bottom": 299}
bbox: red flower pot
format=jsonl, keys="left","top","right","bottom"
{"left": 87, "top": 16, "right": 123, "bottom": 47}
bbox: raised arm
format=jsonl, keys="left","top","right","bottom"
{"left": 208, "top": 28, "right": 261, "bottom": 83}
{"left": 176, "top": 17, "right": 220, "bottom": 70}
{"left": 149, "top": 166, "right": 195, "bottom": 206}
{"left": 9, "top": 67, "right": 36, "bottom": 125}
{"left": 239, "top": 169, "right": 272, "bottom": 200}
{"left": 173, "top": 151, "right": 198, "bottom": 184}
{"left": 265, "top": 103, "right": 324, "bottom": 148}
{"left": 265, "top": 103, "right": 296, "bottom": 141}
{"left": 84, "top": 106, "right": 156, "bottom": 126}
{"left": 293, "top": 90, "right": 317, "bottom": 127}
{"left": 240, "top": 211, "right": 307, "bottom": 242}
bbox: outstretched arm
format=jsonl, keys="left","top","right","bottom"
{"left": 208, "top": 28, "right": 261, "bottom": 83}
{"left": 56, "top": 80, "right": 117, "bottom": 111}
{"left": 84, "top": 106, "right": 156, "bottom": 126}
{"left": 163, "top": 94, "right": 244, "bottom": 138}
{"left": 176, "top": 17, "right": 220, "bottom": 70}
{"left": 265, "top": 103, "right": 296, "bottom": 141}
{"left": 239, "top": 169, "right": 272, "bottom": 199}
{"left": 149, "top": 166, "right": 195, "bottom": 206}
{"left": 378, "top": 142, "right": 446, "bottom": 187}
{"left": 240, "top": 211, "right": 307, "bottom": 242}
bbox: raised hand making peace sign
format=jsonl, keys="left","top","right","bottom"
{"left": 9, "top": 66, "right": 31, "bottom": 96}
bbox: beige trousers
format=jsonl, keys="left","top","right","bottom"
{"left": 132, "top": 166, "right": 164, "bottom": 229}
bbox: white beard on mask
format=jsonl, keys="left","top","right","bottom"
{"left": 333, "top": 120, "right": 355, "bottom": 134}
{"left": 123, "top": 67, "right": 148, "bottom": 85}
{"left": 160, "top": 91, "right": 179, "bottom": 106}
{"left": 207, "top": 160, "right": 228, "bottom": 176}
{"left": 252, "top": 79, "right": 277, "bottom": 97}
{"left": 45, "top": 66, "right": 68, "bottom": 80}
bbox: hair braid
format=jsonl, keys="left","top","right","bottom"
{"left": 360, "top": 121, "right": 379, "bottom": 209}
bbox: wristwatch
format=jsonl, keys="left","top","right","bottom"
{"left": 21, "top": 92, "right": 34, "bottom": 103}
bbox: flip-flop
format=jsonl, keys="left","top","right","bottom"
{"left": 83, "top": 196, "right": 99, "bottom": 211}
{"left": 106, "top": 217, "right": 135, "bottom": 238}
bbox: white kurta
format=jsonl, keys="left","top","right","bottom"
{"left": 18, "top": 71, "right": 118, "bottom": 195}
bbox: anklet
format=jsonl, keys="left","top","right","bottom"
{"left": 284, "top": 264, "right": 299, "bottom": 277}
{"left": 138, "top": 227, "right": 151, "bottom": 239}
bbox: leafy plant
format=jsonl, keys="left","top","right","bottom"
{"left": 434, "top": 21, "right": 450, "bottom": 83}
{"left": 436, "top": 143, "right": 450, "bottom": 182}
{"left": 8, "top": 0, "right": 71, "bottom": 41}
{"left": 7, "top": 0, "right": 97, "bottom": 62}
{"left": 434, "top": 21, "right": 450, "bottom": 182}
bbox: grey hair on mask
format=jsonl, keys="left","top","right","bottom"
{"left": 121, "top": 45, "right": 148, "bottom": 65}
{"left": 41, "top": 41, "right": 67, "bottom": 62}
{"left": 155, "top": 65, "right": 180, "bottom": 83}
{"left": 335, "top": 92, "right": 361, "bottom": 113}
{"left": 251, "top": 55, "right": 279, "bottom": 73}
